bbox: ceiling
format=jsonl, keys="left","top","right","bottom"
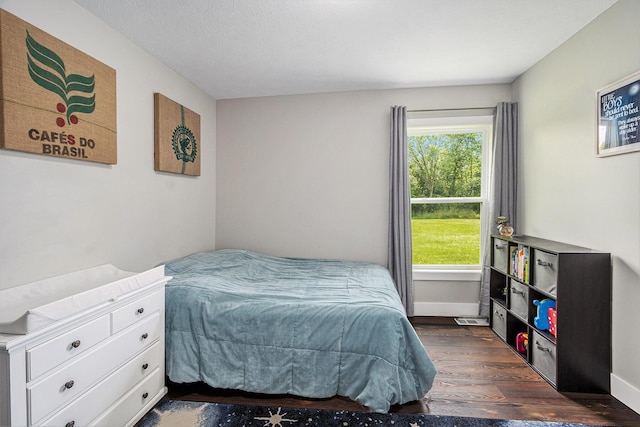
{"left": 73, "top": 0, "right": 617, "bottom": 100}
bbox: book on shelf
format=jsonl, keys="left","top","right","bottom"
{"left": 510, "top": 244, "right": 529, "bottom": 283}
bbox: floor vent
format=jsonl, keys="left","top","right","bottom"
{"left": 454, "top": 317, "right": 489, "bottom": 327}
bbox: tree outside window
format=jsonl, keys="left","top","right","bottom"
{"left": 408, "top": 125, "right": 489, "bottom": 266}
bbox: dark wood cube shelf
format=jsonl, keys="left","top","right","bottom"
{"left": 489, "top": 234, "right": 611, "bottom": 393}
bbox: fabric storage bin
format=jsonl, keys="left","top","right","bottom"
{"left": 492, "top": 238, "right": 509, "bottom": 274}
{"left": 509, "top": 279, "right": 529, "bottom": 321}
{"left": 532, "top": 249, "right": 558, "bottom": 296}
{"left": 491, "top": 302, "right": 507, "bottom": 340}
{"left": 531, "top": 330, "right": 557, "bottom": 385}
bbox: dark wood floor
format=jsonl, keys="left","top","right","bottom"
{"left": 167, "top": 317, "right": 640, "bottom": 426}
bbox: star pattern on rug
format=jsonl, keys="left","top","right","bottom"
{"left": 137, "top": 399, "right": 615, "bottom": 427}
{"left": 254, "top": 407, "right": 298, "bottom": 426}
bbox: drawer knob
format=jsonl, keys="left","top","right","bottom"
{"left": 142, "top": 363, "right": 149, "bottom": 370}
{"left": 495, "top": 244, "right": 505, "bottom": 250}
{"left": 142, "top": 392, "right": 149, "bottom": 399}
{"left": 64, "top": 380, "right": 75, "bottom": 390}
{"left": 141, "top": 333, "right": 149, "bottom": 340}
{"left": 65, "top": 422, "right": 75, "bottom": 427}
{"left": 137, "top": 307, "right": 145, "bottom": 314}
{"left": 494, "top": 310, "right": 504, "bottom": 319}
{"left": 70, "top": 340, "right": 81, "bottom": 349}
{"left": 537, "top": 259, "right": 553, "bottom": 268}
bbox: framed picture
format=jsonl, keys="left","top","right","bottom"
{"left": 596, "top": 70, "right": 640, "bottom": 157}
{"left": 0, "top": 10, "right": 117, "bottom": 164}
{"left": 154, "top": 93, "right": 201, "bottom": 176}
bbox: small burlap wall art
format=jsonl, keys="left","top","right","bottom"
{"left": 0, "top": 10, "right": 117, "bottom": 164}
{"left": 154, "top": 93, "right": 201, "bottom": 176}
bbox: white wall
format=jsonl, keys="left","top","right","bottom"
{"left": 216, "top": 85, "right": 511, "bottom": 313}
{"left": 414, "top": 277, "right": 481, "bottom": 317}
{"left": 216, "top": 85, "right": 510, "bottom": 265}
{"left": 513, "top": 0, "right": 640, "bottom": 413}
{"left": 0, "top": 0, "right": 216, "bottom": 289}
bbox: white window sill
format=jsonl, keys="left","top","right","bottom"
{"left": 413, "top": 266, "right": 481, "bottom": 282}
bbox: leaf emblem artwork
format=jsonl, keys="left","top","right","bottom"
{"left": 172, "top": 121, "right": 197, "bottom": 174}
{"left": 0, "top": 10, "right": 117, "bottom": 164}
{"left": 26, "top": 31, "right": 96, "bottom": 128}
{"left": 155, "top": 93, "right": 201, "bottom": 176}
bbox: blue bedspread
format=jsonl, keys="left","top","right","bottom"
{"left": 163, "top": 250, "right": 436, "bottom": 412}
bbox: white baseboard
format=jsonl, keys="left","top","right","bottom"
{"left": 611, "top": 374, "right": 640, "bottom": 415}
{"left": 414, "top": 302, "right": 479, "bottom": 317}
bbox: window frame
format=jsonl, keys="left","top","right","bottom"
{"left": 407, "top": 114, "right": 493, "bottom": 276}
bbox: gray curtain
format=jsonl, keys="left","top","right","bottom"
{"left": 388, "top": 105, "right": 414, "bottom": 317}
{"left": 479, "top": 102, "right": 518, "bottom": 318}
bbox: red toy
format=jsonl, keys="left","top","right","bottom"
{"left": 516, "top": 332, "right": 529, "bottom": 354}
{"left": 548, "top": 308, "right": 557, "bottom": 337}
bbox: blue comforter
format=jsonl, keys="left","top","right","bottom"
{"left": 163, "top": 250, "right": 436, "bottom": 412}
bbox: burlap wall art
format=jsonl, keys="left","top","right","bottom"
{"left": 154, "top": 93, "right": 201, "bottom": 176}
{"left": 0, "top": 10, "right": 117, "bottom": 164}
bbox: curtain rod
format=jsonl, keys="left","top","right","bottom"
{"left": 408, "top": 107, "right": 495, "bottom": 113}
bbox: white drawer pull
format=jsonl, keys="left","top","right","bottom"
{"left": 70, "top": 340, "right": 81, "bottom": 349}
{"left": 141, "top": 333, "right": 149, "bottom": 340}
{"left": 137, "top": 307, "right": 145, "bottom": 314}
{"left": 494, "top": 310, "right": 504, "bottom": 319}
{"left": 495, "top": 244, "right": 505, "bottom": 250}
{"left": 63, "top": 380, "right": 75, "bottom": 390}
{"left": 537, "top": 259, "right": 553, "bottom": 268}
{"left": 65, "top": 421, "right": 75, "bottom": 427}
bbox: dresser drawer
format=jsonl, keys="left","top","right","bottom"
{"left": 491, "top": 302, "right": 507, "bottom": 340}
{"left": 532, "top": 249, "right": 558, "bottom": 296}
{"left": 112, "top": 290, "right": 163, "bottom": 334}
{"left": 90, "top": 368, "right": 164, "bottom": 427}
{"left": 509, "top": 279, "right": 529, "bottom": 321}
{"left": 492, "top": 238, "right": 509, "bottom": 273}
{"left": 38, "top": 342, "right": 161, "bottom": 427}
{"left": 531, "top": 330, "right": 556, "bottom": 385}
{"left": 27, "top": 315, "right": 110, "bottom": 381}
{"left": 28, "top": 312, "right": 161, "bottom": 424}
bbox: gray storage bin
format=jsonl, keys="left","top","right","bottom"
{"left": 531, "top": 330, "right": 557, "bottom": 385}
{"left": 532, "top": 249, "right": 558, "bottom": 296}
{"left": 509, "top": 279, "right": 529, "bottom": 321}
{"left": 491, "top": 302, "right": 507, "bottom": 340}
{"left": 492, "top": 238, "right": 509, "bottom": 274}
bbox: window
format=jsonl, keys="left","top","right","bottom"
{"left": 407, "top": 114, "right": 492, "bottom": 271}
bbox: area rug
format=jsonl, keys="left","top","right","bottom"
{"left": 135, "top": 399, "right": 615, "bottom": 427}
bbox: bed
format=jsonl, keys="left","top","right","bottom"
{"left": 163, "top": 249, "right": 436, "bottom": 413}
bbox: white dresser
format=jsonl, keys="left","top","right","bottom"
{"left": 0, "top": 265, "right": 170, "bottom": 426}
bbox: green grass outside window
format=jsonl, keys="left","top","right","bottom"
{"left": 411, "top": 218, "right": 480, "bottom": 265}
